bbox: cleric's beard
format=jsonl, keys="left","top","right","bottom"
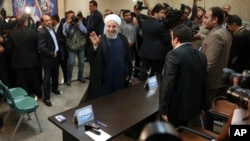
{"left": 106, "top": 30, "right": 118, "bottom": 39}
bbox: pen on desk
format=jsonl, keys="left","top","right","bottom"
{"left": 95, "top": 120, "right": 108, "bottom": 127}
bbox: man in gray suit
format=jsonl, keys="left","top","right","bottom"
{"left": 202, "top": 7, "right": 232, "bottom": 101}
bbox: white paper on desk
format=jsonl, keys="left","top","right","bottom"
{"left": 85, "top": 129, "right": 111, "bottom": 141}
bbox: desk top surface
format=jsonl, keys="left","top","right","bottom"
{"left": 48, "top": 83, "right": 159, "bottom": 141}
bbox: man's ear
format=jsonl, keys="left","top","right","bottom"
{"left": 212, "top": 17, "right": 218, "bottom": 24}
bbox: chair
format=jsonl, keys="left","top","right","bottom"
{"left": 205, "top": 96, "right": 237, "bottom": 131}
{"left": 0, "top": 81, "right": 28, "bottom": 104}
{"left": 177, "top": 126, "right": 218, "bottom": 141}
{"left": 0, "top": 80, "right": 42, "bottom": 141}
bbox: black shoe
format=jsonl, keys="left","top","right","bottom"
{"left": 43, "top": 99, "right": 52, "bottom": 107}
{"left": 85, "top": 76, "right": 90, "bottom": 80}
{"left": 66, "top": 81, "right": 71, "bottom": 86}
{"left": 52, "top": 89, "right": 62, "bottom": 95}
{"left": 78, "top": 78, "right": 86, "bottom": 83}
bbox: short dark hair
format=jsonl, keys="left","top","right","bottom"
{"left": 226, "top": 15, "right": 242, "bottom": 26}
{"left": 52, "top": 14, "right": 60, "bottom": 22}
{"left": 122, "top": 10, "right": 131, "bottom": 17}
{"left": 197, "top": 6, "right": 205, "bottom": 15}
{"left": 210, "top": 7, "right": 224, "bottom": 25}
{"left": 152, "top": 3, "right": 164, "bottom": 15}
{"left": 171, "top": 24, "right": 192, "bottom": 43}
{"left": 89, "top": 0, "right": 98, "bottom": 7}
{"left": 185, "top": 5, "right": 191, "bottom": 12}
{"left": 16, "top": 15, "right": 28, "bottom": 26}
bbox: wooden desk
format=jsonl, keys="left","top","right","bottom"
{"left": 48, "top": 83, "right": 159, "bottom": 141}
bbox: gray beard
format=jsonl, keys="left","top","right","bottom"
{"left": 106, "top": 32, "right": 118, "bottom": 39}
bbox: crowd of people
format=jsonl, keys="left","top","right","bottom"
{"left": 0, "top": 0, "right": 250, "bottom": 139}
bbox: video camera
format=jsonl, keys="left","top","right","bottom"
{"left": 227, "top": 86, "right": 250, "bottom": 109}
{"left": 163, "top": 4, "right": 185, "bottom": 30}
{"left": 192, "top": 25, "right": 200, "bottom": 35}
{"left": 136, "top": 0, "right": 148, "bottom": 10}
{"left": 71, "top": 16, "right": 79, "bottom": 25}
{"left": 222, "top": 68, "right": 250, "bottom": 89}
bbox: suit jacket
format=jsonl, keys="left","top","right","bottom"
{"left": 228, "top": 27, "right": 250, "bottom": 72}
{"left": 202, "top": 25, "right": 232, "bottom": 89}
{"left": 54, "top": 22, "right": 67, "bottom": 59}
{"left": 37, "top": 26, "right": 59, "bottom": 67}
{"left": 139, "top": 17, "right": 171, "bottom": 60}
{"left": 159, "top": 43, "right": 209, "bottom": 121}
{"left": 7, "top": 26, "right": 39, "bottom": 68}
{"left": 87, "top": 10, "right": 104, "bottom": 35}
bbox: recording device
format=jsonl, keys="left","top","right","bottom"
{"left": 85, "top": 123, "right": 101, "bottom": 135}
{"left": 136, "top": 0, "right": 148, "bottom": 10}
{"left": 163, "top": 4, "right": 185, "bottom": 30}
{"left": 222, "top": 68, "right": 250, "bottom": 89}
{"left": 241, "top": 70, "right": 250, "bottom": 89}
{"left": 71, "top": 16, "right": 79, "bottom": 25}
{"left": 192, "top": 26, "right": 200, "bottom": 35}
{"left": 226, "top": 86, "right": 250, "bottom": 109}
{"left": 85, "top": 123, "right": 100, "bottom": 130}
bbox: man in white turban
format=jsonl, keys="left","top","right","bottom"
{"left": 79, "top": 14, "right": 132, "bottom": 104}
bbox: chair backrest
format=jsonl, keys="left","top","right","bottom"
{"left": 0, "top": 80, "right": 15, "bottom": 107}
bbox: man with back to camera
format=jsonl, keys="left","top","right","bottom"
{"left": 202, "top": 7, "right": 232, "bottom": 101}
{"left": 159, "top": 24, "right": 210, "bottom": 127}
{"left": 139, "top": 4, "right": 171, "bottom": 81}
{"left": 7, "top": 15, "right": 42, "bottom": 98}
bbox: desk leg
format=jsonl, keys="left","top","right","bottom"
{"left": 63, "top": 130, "right": 79, "bottom": 141}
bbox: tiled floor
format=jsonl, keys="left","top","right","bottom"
{"left": 0, "top": 63, "right": 134, "bottom": 141}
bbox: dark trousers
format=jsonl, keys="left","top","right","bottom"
{"left": 129, "top": 44, "right": 140, "bottom": 78}
{"left": 60, "top": 58, "right": 68, "bottom": 83}
{"left": 14, "top": 68, "right": 42, "bottom": 98}
{"left": 42, "top": 62, "right": 59, "bottom": 100}
{"left": 168, "top": 118, "right": 188, "bottom": 127}
{"left": 139, "top": 58, "right": 164, "bottom": 81}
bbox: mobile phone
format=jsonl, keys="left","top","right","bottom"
{"left": 55, "top": 115, "right": 67, "bottom": 123}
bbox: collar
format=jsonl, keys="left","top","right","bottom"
{"left": 174, "top": 42, "right": 192, "bottom": 50}
{"left": 233, "top": 26, "right": 246, "bottom": 36}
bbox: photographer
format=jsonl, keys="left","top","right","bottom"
{"left": 217, "top": 88, "right": 250, "bottom": 141}
{"left": 63, "top": 11, "right": 87, "bottom": 86}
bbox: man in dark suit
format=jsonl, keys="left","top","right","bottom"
{"left": 7, "top": 15, "right": 42, "bottom": 98}
{"left": 38, "top": 14, "right": 61, "bottom": 106}
{"left": 139, "top": 4, "right": 171, "bottom": 81}
{"left": 159, "top": 24, "right": 210, "bottom": 127}
{"left": 85, "top": 0, "right": 104, "bottom": 61}
{"left": 52, "top": 14, "right": 68, "bottom": 84}
{"left": 226, "top": 15, "right": 250, "bottom": 73}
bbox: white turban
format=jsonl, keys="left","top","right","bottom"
{"left": 104, "top": 14, "right": 121, "bottom": 26}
